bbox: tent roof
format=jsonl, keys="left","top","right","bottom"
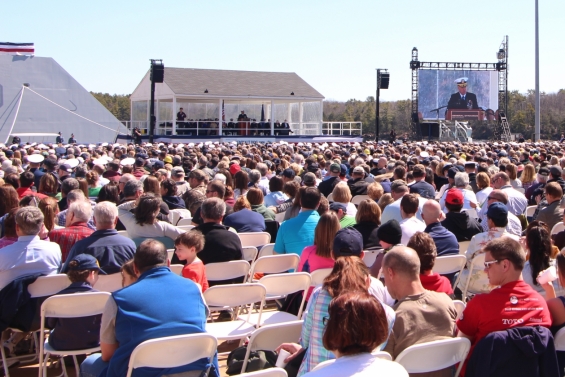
{"left": 162, "top": 68, "right": 324, "bottom": 99}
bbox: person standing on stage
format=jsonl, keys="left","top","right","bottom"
{"left": 237, "top": 110, "right": 249, "bottom": 135}
{"left": 390, "top": 129, "right": 396, "bottom": 143}
{"left": 56, "top": 132, "right": 64, "bottom": 144}
{"left": 447, "top": 77, "right": 479, "bottom": 110}
{"left": 177, "top": 107, "right": 186, "bottom": 122}
{"left": 68, "top": 134, "right": 77, "bottom": 144}
{"left": 132, "top": 127, "right": 142, "bottom": 145}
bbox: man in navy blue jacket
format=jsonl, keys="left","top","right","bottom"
{"left": 421, "top": 200, "right": 459, "bottom": 256}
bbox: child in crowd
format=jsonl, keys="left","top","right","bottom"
{"left": 46, "top": 254, "right": 105, "bottom": 351}
{"left": 174, "top": 230, "right": 209, "bottom": 291}
{"left": 120, "top": 259, "right": 137, "bottom": 287}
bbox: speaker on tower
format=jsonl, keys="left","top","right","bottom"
{"left": 380, "top": 73, "right": 390, "bottom": 89}
{"left": 151, "top": 63, "right": 164, "bottom": 83}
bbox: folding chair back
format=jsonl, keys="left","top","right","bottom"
{"left": 433, "top": 255, "right": 467, "bottom": 288}
{"left": 241, "top": 321, "right": 303, "bottom": 373}
{"left": 552, "top": 222, "right": 565, "bottom": 235}
{"left": 205, "top": 261, "right": 250, "bottom": 283}
{"left": 526, "top": 205, "right": 537, "bottom": 218}
{"left": 242, "top": 246, "right": 258, "bottom": 263}
{"left": 362, "top": 249, "right": 382, "bottom": 268}
{"left": 203, "top": 283, "right": 266, "bottom": 309}
{"left": 327, "top": 193, "right": 334, "bottom": 202}
{"left": 395, "top": 337, "right": 471, "bottom": 377}
{"left": 275, "top": 212, "right": 285, "bottom": 224}
{"left": 117, "top": 230, "right": 128, "bottom": 236}
{"left": 462, "top": 253, "right": 486, "bottom": 301}
{"left": 170, "top": 264, "right": 184, "bottom": 275}
{"left": 461, "top": 208, "right": 478, "bottom": 218}
{"left": 126, "top": 333, "right": 217, "bottom": 377}
{"left": 258, "top": 243, "right": 275, "bottom": 258}
{"left": 167, "top": 249, "right": 175, "bottom": 262}
{"left": 351, "top": 195, "right": 370, "bottom": 206}
{"left": 28, "top": 274, "right": 71, "bottom": 298}
{"left": 458, "top": 241, "right": 470, "bottom": 255}
{"left": 93, "top": 273, "right": 123, "bottom": 292}
{"left": 310, "top": 268, "right": 333, "bottom": 287}
{"left": 554, "top": 327, "right": 565, "bottom": 351}
{"left": 132, "top": 236, "right": 175, "bottom": 249}
{"left": 237, "top": 368, "right": 288, "bottom": 377}
{"left": 239, "top": 232, "right": 271, "bottom": 247}
{"left": 169, "top": 209, "right": 192, "bottom": 225}
{"left": 177, "top": 218, "right": 194, "bottom": 227}
{"left": 177, "top": 224, "right": 195, "bottom": 232}
{"left": 250, "top": 254, "right": 300, "bottom": 276}
{"left": 372, "top": 351, "right": 392, "bottom": 360}
{"left": 453, "top": 300, "right": 466, "bottom": 320}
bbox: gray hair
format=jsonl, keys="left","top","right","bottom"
{"left": 67, "top": 189, "right": 86, "bottom": 205}
{"left": 68, "top": 201, "right": 92, "bottom": 223}
{"left": 124, "top": 179, "right": 143, "bottom": 198}
{"left": 248, "top": 169, "right": 261, "bottom": 184}
{"left": 15, "top": 206, "right": 44, "bottom": 235}
{"left": 454, "top": 172, "right": 469, "bottom": 188}
{"left": 62, "top": 178, "right": 79, "bottom": 195}
{"left": 537, "top": 173, "right": 548, "bottom": 183}
{"left": 94, "top": 201, "right": 118, "bottom": 227}
{"left": 201, "top": 197, "right": 226, "bottom": 221}
{"left": 256, "top": 163, "right": 268, "bottom": 177}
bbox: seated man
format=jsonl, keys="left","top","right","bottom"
{"left": 399, "top": 194, "right": 425, "bottom": 245}
{"left": 80, "top": 239, "right": 219, "bottom": 377}
{"left": 0, "top": 207, "right": 61, "bottom": 290}
{"left": 407, "top": 232, "right": 453, "bottom": 295}
{"left": 61, "top": 202, "right": 136, "bottom": 274}
{"left": 421, "top": 200, "right": 459, "bottom": 256}
{"left": 535, "top": 182, "right": 564, "bottom": 231}
{"left": 477, "top": 189, "right": 522, "bottom": 236}
{"left": 456, "top": 237, "right": 552, "bottom": 374}
{"left": 440, "top": 188, "right": 482, "bottom": 242}
{"left": 382, "top": 245, "right": 457, "bottom": 377}
{"left": 49, "top": 200, "right": 95, "bottom": 262}
{"left": 329, "top": 202, "right": 356, "bottom": 228}
{"left": 274, "top": 187, "right": 321, "bottom": 256}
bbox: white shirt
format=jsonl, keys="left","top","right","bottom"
{"left": 399, "top": 217, "right": 426, "bottom": 245}
{"left": 303, "top": 353, "right": 408, "bottom": 377}
{"left": 381, "top": 196, "right": 427, "bottom": 224}
{"left": 0, "top": 235, "right": 61, "bottom": 290}
{"left": 439, "top": 187, "right": 479, "bottom": 213}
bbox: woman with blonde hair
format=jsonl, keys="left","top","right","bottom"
{"left": 39, "top": 197, "right": 61, "bottom": 232}
{"left": 353, "top": 199, "right": 382, "bottom": 249}
{"left": 331, "top": 182, "right": 357, "bottom": 217}
{"left": 520, "top": 164, "right": 536, "bottom": 191}
{"left": 475, "top": 172, "right": 493, "bottom": 207}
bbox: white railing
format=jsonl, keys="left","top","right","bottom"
{"left": 322, "top": 122, "right": 362, "bottom": 136}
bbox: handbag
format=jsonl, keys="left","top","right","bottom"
{"left": 225, "top": 345, "right": 277, "bottom": 375}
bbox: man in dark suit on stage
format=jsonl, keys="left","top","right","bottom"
{"left": 447, "top": 77, "right": 479, "bottom": 110}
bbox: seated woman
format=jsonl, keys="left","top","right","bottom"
{"left": 302, "top": 292, "right": 408, "bottom": 377}
{"left": 352, "top": 199, "right": 382, "bottom": 249}
{"left": 264, "top": 176, "right": 287, "bottom": 207}
{"left": 407, "top": 232, "right": 453, "bottom": 295}
{"left": 299, "top": 212, "right": 339, "bottom": 300}
{"left": 160, "top": 179, "right": 187, "bottom": 210}
{"left": 120, "top": 260, "right": 137, "bottom": 288}
{"left": 223, "top": 196, "right": 266, "bottom": 233}
{"left": 46, "top": 254, "right": 104, "bottom": 351}
{"left": 86, "top": 171, "right": 102, "bottom": 198}
{"left": 330, "top": 182, "right": 357, "bottom": 218}
{"left": 246, "top": 187, "right": 275, "bottom": 221}
{"left": 540, "top": 249, "right": 565, "bottom": 334}
{"left": 117, "top": 193, "right": 185, "bottom": 241}
{"left": 523, "top": 221, "right": 559, "bottom": 296}
{"left": 276, "top": 227, "right": 395, "bottom": 376}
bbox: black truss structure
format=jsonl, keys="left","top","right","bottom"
{"left": 410, "top": 36, "right": 509, "bottom": 141}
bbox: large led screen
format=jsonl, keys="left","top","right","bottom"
{"left": 418, "top": 70, "right": 499, "bottom": 120}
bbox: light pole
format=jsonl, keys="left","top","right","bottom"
{"left": 535, "top": 0, "right": 540, "bottom": 141}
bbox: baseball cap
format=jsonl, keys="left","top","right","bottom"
{"left": 353, "top": 166, "right": 365, "bottom": 175}
{"left": 445, "top": 188, "right": 464, "bottom": 205}
{"left": 332, "top": 228, "right": 364, "bottom": 258}
{"left": 447, "top": 167, "right": 459, "bottom": 179}
{"left": 68, "top": 254, "right": 107, "bottom": 275}
{"left": 538, "top": 167, "right": 550, "bottom": 177}
{"left": 550, "top": 166, "right": 562, "bottom": 177}
{"left": 230, "top": 163, "right": 241, "bottom": 176}
{"left": 487, "top": 202, "right": 508, "bottom": 224}
{"left": 329, "top": 163, "right": 341, "bottom": 173}
{"left": 340, "top": 164, "right": 348, "bottom": 175}
{"left": 307, "top": 163, "right": 319, "bottom": 172}
{"left": 302, "top": 172, "right": 317, "bottom": 186}
{"left": 58, "top": 163, "right": 73, "bottom": 173}
{"left": 172, "top": 166, "right": 185, "bottom": 176}
{"left": 282, "top": 168, "right": 296, "bottom": 179}
{"left": 153, "top": 160, "right": 164, "bottom": 169}
{"left": 329, "top": 202, "right": 347, "bottom": 213}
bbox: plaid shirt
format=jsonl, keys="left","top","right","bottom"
{"left": 48, "top": 222, "right": 94, "bottom": 262}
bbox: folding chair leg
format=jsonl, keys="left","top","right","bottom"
{"left": 1, "top": 343, "right": 11, "bottom": 377}
{"left": 72, "top": 355, "right": 79, "bottom": 377}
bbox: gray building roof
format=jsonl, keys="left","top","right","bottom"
{"left": 163, "top": 68, "right": 324, "bottom": 99}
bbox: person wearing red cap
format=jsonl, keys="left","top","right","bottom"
{"left": 440, "top": 188, "right": 482, "bottom": 242}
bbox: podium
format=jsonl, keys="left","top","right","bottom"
{"left": 446, "top": 109, "right": 484, "bottom": 121}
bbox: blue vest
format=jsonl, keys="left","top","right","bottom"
{"left": 104, "top": 266, "right": 217, "bottom": 377}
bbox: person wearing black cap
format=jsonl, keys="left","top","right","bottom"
{"left": 47, "top": 254, "right": 104, "bottom": 351}
{"left": 368, "top": 219, "right": 403, "bottom": 279}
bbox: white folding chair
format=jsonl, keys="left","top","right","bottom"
{"left": 177, "top": 218, "right": 194, "bottom": 227}
{"left": 93, "top": 273, "right": 123, "bottom": 292}
{"left": 239, "top": 232, "right": 271, "bottom": 247}
{"left": 515, "top": 187, "right": 525, "bottom": 194}
{"left": 126, "top": 333, "right": 217, "bottom": 377}
{"left": 310, "top": 268, "right": 333, "bottom": 287}
{"left": 311, "top": 350, "right": 391, "bottom": 372}
{"left": 311, "top": 359, "right": 335, "bottom": 372}
{"left": 38, "top": 292, "right": 111, "bottom": 377}
{"left": 242, "top": 246, "right": 259, "bottom": 263}
{"left": 433, "top": 255, "right": 467, "bottom": 289}
{"left": 351, "top": 194, "right": 370, "bottom": 206}
{"left": 177, "top": 224, "right": 195, "bottom": 232}
{"left": 169, "top": 208, "right": 192, "bottom": 225}
{"left": 526, "top": 205, "right": 537, "bottom": 218}
{"left": 239, "top": 273, "right": 311, "bottom": 326}
{"left": 240, "top": 321, "right": 303, "bottom": 373}
{"left": 554, "top": 327, "right": 565, "bottom": 351}
{"left": 327, "top": 193, "right": 334, "bottom": 202}
{"left": 170, "top": 264, "right": 184, "bottom": 275}
{"left": 167, "top": 249, "right": 175, "bottom": 262}
{"left": 1, "top": 274, "right": 72, "bottom": 377}
{"left": 205, "top": 260, "right": 250, "bottom": 285}
{"left": 116, "top": 230, "right": 128, "bottom": 236}
{"left": 461, "top": 208, "right": 478, "bottom": 218}
{"left": 552, "top": 222, "right": 565, "bottom": 235}
{"left": 237, "top": 368, "right": 288, "bottom": 377}
{"left": 204, "top": 284, "right": 266, "bottom": 341}
{"left": 257, "top": 243, "right": 275, "bottom": 258}
{"left": 394, "top": 337, "right": 471, "bottom": 377}
{"left": 458, "top": 241, "right": 470, "bottom": 255}
{"left": 362, "top": 249, "right": 382, "bottom": 268}
{"left": 453, "top": 300, "right": 466, "bottom": 320}
{"left": 275, "top": 211, "right": 286, "bottom": 224}
{"left": 249, "top": 254, "right": 300, "bottom": 278}
{"left": 462, "top": 253, "right": 486, "bottom": 301}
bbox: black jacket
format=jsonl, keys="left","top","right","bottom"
{"left": 466, "top": 326, "right": 559, "bottom": 377}
{"left": 447, "top": 92, "right": 479, "bottom": 109}
{"left": 162, "top": 195, "right": 187, "bottom": 210}
{"left": 440, "top": 211, "right": 482, "bottom": 242}
{"left": 0, "top": 273, "right": 43, "bottom": 332}
{"left": 347, "top": 178, "right": 369, "bottom": 197}
{"left": 318, "top": 176, "right": 340, "bottom": 198}
{"left": 352, "top": 221, "right": 381, "bottom": 249}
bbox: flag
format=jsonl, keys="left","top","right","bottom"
{"left": 222, "top": 100, "right": 225, "bottom": 121}
{"left": 0, "top": 42, "right": 34, "bottom": 55}
{"left": 261, "top": 104, "right": 265, "bottom": 122}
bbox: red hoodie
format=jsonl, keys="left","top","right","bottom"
{"left": 420, "top": 273, "right": 453, "bottom": 295}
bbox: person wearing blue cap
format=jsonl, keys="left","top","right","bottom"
{"left": 47, "top": 254, "right": 105, "bottom": 351}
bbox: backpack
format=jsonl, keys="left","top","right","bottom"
{"left": 225, "top": 345, "right": 277, "bottom": 375}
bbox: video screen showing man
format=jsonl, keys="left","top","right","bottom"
{"left": 447, "top": 77, "right": 479, "bottom": 110}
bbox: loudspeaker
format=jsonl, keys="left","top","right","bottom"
{"left": 151, "top": 64, "right": 164, "bottom": 83}
{"left": 419, "top": 122, "right": 439, "bottom": 138}
{"left": 380, "top": 73, "right": 390, "bottom": 89}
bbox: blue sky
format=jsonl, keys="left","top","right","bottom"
{"left": 2, "top": 0, "right": 563, "bottom": 102}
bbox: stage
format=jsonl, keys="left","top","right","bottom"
{"left": 115, "top": 134, "right": 364, "bottom": 145}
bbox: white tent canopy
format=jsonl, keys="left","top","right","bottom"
{"left": 0, "top": 55, "right": 129, "bottom": 144}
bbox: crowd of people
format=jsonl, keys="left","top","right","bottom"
{"left": 2, "top": 136, "right": 565, "bottom": 376}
